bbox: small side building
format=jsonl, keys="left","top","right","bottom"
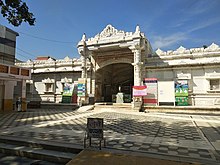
{"left": 0, "top": 25, "right": 31, "bottom": 112}
{"left": 16, "top": 56, "right": 82, "bottom": 104}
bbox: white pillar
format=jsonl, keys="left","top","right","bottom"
{"left": 21, "top": 79, "right": 27, "bottom": 111}
{"left": 129, "top": 44, "right": 144, "bottom": 111}
{"left": 79, "top": 33, "right": 87, "bottom": 79}
{"left": 77, "top": 33, "right": 89, "bottom": 104}
{"left": 81, "top": 55, "right": 86, "bottom": 78}
{"left": 130, "top": 47, "right": 143, "bottom": 86}
{"left": 21, "top": 80, "right": 26, "bottom": 98}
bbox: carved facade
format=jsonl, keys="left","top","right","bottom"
{"left": 16, "top": 25, "right": 220, "bottom": 107}
{"left": 16, "top": 56, "right": 81, "bottom": 103}
{"left": 148, "top": 43, "right": 220, "bottom": 106}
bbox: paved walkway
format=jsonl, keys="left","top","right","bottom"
{"left": 0, "top": 107, "right": 220, "bottom": 164}
{"left": 67, "top": 149, "right": 200, "bottom": 165}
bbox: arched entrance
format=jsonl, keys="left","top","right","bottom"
{"left": 95, "top": 63, "right": 133, "bottom": 102}
{"left": 77, "top": 25, "right": 152, "bottom": 108}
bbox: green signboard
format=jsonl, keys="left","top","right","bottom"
{"left": 175, "top": 97, "right": 188, "bottom": 106}
{"left": 175, "top": 87, "right": 188, "bottom": 97}
{"left": 175, "top": 80, "right": 188, "bottom": 106}
{"left": 77, "top": 83, "right": 86, "bottom": 96}
{"left": 63, "top": 83, "right": 74, "bottom": 96}
{"left": 175, "top": 80, "right": 188, "bottom": 97}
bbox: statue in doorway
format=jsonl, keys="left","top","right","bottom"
{"left": 118, "top": 85, "right": 121, "bottom": 92}
{"left": 116, "top": 85, "right": 124, "bottom": 103}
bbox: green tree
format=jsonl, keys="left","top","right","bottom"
{"left": 0, "top": 0, "right": 35, "bottom": 26}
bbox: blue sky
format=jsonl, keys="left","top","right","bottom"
{"left": 0, "top": 0, "right": 220, "bottom": 61}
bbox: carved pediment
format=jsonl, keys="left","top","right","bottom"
{"left": 176, "top": 46, "right": 186, "bottom": 53}
{"left": 95, "top": 24, "right": 125, "bottom": 38}
{"left": 43, "top": 78, "right": 54, "bottom": 83}
{"left": 205, "top": 43, "right": 220, "bottom": 52}
{"left": 156, "top": 48, "right": 165, "bottom": 56}
{"left": 64, "top": 56, "right": 71, "bottom": 61}
{"left": 61, "top": 77, "right": 72, "bottom": 83}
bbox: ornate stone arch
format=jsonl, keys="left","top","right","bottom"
{"left": 96, "top": 58, "right": 133, "bottom": 71}
{"left": 77, "top": 24, "right": 152, "bottom": 105}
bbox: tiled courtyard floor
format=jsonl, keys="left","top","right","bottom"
{"left": 0, "top": 107, "right": 220, "bottom": 164}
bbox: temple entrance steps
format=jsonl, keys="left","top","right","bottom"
{"left": 0, "top": 135, "right": 82, "bottom": 164}
{"left": 40, "top": 103, "right": 79, "bottom": 110}
{"left": 94, "top": 103, "right": 138, "bottom": 112}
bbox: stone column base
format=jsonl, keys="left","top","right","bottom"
{"left": 132, "top": 97, "right": 143, "bottom": 111}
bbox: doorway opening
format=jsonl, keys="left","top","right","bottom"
{"left": 95, "top": 63, "right": 133, "bottom": 103}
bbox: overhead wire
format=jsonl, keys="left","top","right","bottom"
{"left": 18, "top": 31, "right": 78, "bottom": 44}
{"left": 16, "top": 52, "right": 30, "bottom": 61}
{"left": 16, "top": 47, "right": 37, "bottom": 61}
{"left": 15, "top": 31, "right": 80, "bottom": 61}
{"left": 16, "top": 47, "right": 36, "bottom": 57}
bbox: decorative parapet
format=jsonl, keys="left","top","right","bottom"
{"left": 204, "top": 43, "right": 219, "bottom": 52}
{"left": 206, "top": 72, "right": 220, "bottom": 79}
{"left": 61, "top": 77, "right": 72, "bottom": 83}
{"left": 155, "top": 43, "right": 220, "bottom": 56}
{"left": 78, "top": 24, "right": 145, "bottom": 46}
{"left": 155, "top": 48, "right": 164, "bottom": 56}
{"left": 42, "top": 77, "right": 54, "bottom": 83}
{"left": 15, "top": 56, "right": 85, "bottom": 73}
{"left": 16, "top": 56, "right": 80, "bottom": 66}
{"left": 147, "top": 43, "right": 220, "bottom": 67}
{"left": 96, "top": 24, "right": 126, "bottom": 38}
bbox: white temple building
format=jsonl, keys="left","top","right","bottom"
{"left": 16, "top": 25, "right": 220, "bottom": 108}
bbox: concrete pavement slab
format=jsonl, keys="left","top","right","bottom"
{"left": 66, "top": 149, "right": 201, "bottom": 165}
{"left": 1, "top": 107, "right": 220, "bottom": 164}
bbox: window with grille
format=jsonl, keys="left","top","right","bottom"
{"left": 45, "top": 83, "right": 54, "bottom": 92}
{"left": 210, "top": 79, "right": 220, "bottom": 90}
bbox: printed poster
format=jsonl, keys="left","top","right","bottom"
{"left": 133, "top": 86, "right": 147, "bottom": 96}
{"left": 62, "top": 83, "right": 74, "bottom": 96}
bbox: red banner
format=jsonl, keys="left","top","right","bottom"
{"left": 133, "top": 86, "right": 147, "bottom": 96}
